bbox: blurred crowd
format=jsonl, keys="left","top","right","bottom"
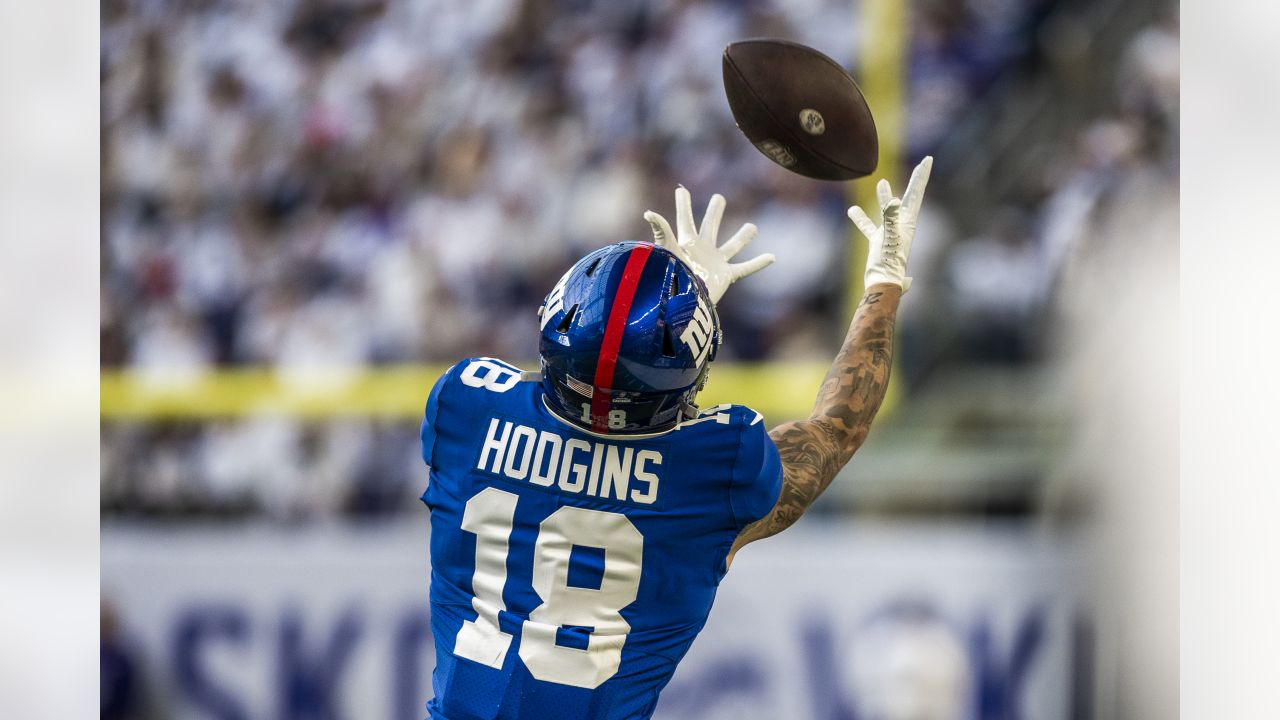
{"left": 100, "top": 0, "right": 1178, "bottom": 520}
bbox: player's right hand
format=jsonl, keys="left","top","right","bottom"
{"left": 848, "top": 155, "right": 933, "bottom": 294}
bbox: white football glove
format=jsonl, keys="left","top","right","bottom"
{"left": 848, "top": 155, "right": 933, "bottom": 295}
{"left": 644, "top": 186, "right": 775, "bottom": 305}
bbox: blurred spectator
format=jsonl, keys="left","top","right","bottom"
{"left": 946, "top": 209, "right": 1044, "bottom": 364}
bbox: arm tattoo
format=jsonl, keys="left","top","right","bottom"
{"left": 730, "top": 285, "right": 900, "bottom": 558}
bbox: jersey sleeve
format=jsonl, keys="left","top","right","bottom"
{"left": 420, "top": 361, "right": 463, "bottom": 468}
{"left": 728, "top": 407, "right": 784, "bottom": 528}
{"left": 421, "top": 357, "right": 526, "bottom": 468}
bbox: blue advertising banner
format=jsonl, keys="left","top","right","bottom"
{"left": 101, "top": 522, "right": 1091, "bottom": 720}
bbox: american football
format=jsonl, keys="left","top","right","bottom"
{"left": 723, "top": 38, "right": 879, "bottom": 180}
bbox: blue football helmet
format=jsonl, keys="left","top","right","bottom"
{"left": 538, "top": 241, "right": 721, "bottom": 435}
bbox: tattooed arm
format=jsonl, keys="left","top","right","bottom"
{"left": 727, "top": 286, "right": 900, "bottom": 564}
{"left": 726, "top": 156, "right": 932, "bottom": 567}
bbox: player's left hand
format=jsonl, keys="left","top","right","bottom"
{"left": 644, "top": 186, "right": 774, "bottom": 305}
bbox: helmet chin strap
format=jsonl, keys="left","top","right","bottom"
{"left": 679, "top": 399, "right": 699, "bottom": 422}
{"left": 681, "top": 363, "right": 713, "bottom": 421}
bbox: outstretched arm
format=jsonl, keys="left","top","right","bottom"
{"left": 728, "top": 285, "right": 899, "bottom": 563}
{"left": 728, "top": 156, "right": 933, "bottom": 567}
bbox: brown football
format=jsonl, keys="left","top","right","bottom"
{"left": 723, "top": 39, "right": 878, "bottom": 181}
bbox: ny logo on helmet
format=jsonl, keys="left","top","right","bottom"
{"left": 680, "top": 297, "right": 715, "bottom": 367}
{"left": 539, "top": 270, "right": 571, "bottom": 331}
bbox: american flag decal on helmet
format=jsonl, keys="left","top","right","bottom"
{"left": 566, "top": 374, "right": 594, "bottom": 397}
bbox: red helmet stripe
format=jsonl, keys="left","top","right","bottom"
{"left": 590, "top": 244, "right": 653, "bottom": 432}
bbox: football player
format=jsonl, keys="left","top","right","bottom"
{"left": 420, "top": 157, "right": 934, "bottom": 719}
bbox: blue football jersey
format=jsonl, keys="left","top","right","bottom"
{"left": 419, "top": 357, "right": 783, "bottom": 720}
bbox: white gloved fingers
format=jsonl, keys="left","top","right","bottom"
{"left": 879, "top": 200, "right": 902, "bottom": 253}
{"left": 881, "top": 198, "right": 902, "bottom": 246}
{"left": 651, "top": 186, "right": 769, "bottom": 305}
{"left": 674, "top": 186, "right": 697, "bottom": 248}
{"left": 728, "top": 253, "right": 775, "bottom": 282}
{"left": 847, "top": 205, "right": 879, "bottom": 240}
{"left": 699, "top": 193, "right": 726, "bottom": 247}
{"left": 644, "top": 210, "right": 676, "bottom": 248}
{"left": 718, "top": 222, "right": 757, "bottom": 259}
{"left": 882, "top": 197, "right": 901, "bottom": 219}
{"left": 902, "top": 156, "right": 934, "bottom": 218}
{"left": 876, "top": 178, "right": 894, "bottom": 213}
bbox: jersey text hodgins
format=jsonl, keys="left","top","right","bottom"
{"left": 476, "top": 418, "right": 661, "bottom": 505}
